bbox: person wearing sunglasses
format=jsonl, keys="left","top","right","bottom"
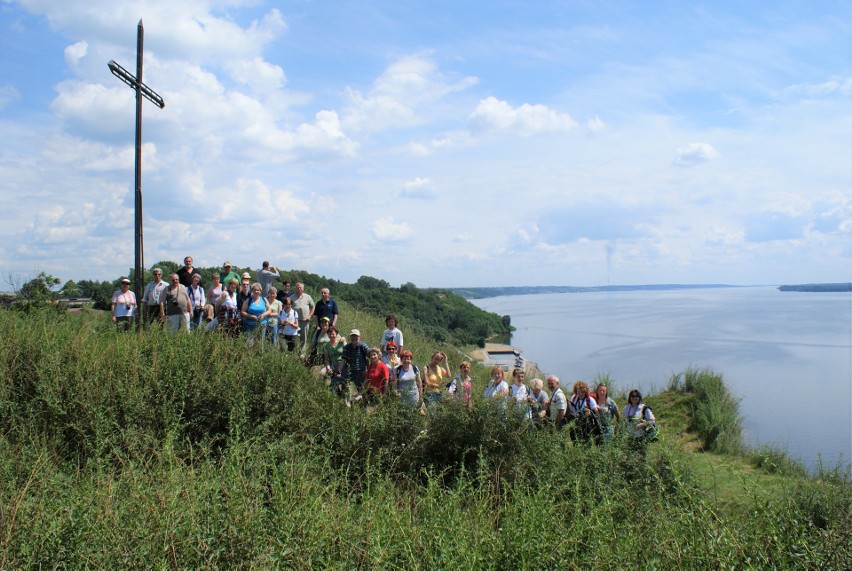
{"left": 623, "top": 389, "right": 656, "bottom": 444}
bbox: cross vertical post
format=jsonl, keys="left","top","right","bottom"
{"left": 108, "top": 20, "right": 165, "bottom": 331}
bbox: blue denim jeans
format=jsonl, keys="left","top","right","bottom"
{"left": 262, "top": 321, "right": 279, "bottom": 347}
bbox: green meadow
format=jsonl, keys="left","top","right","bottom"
{"left": 1, "top": 305, "right": 848, "bottom": 569}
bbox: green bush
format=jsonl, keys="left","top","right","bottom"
{"left": 669, "top": 367, "right": 743, "bottom": 454}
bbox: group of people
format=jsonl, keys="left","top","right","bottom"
{"left": 111, "top": 257, "right": 657, "bottom": 446}
{"left": 111, "top": 258, "right": 320, "bottom": 350}
{"left": 325, "top": 337, "right": 657, "bottom": 447}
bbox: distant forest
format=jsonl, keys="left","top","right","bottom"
{"left": 778, "top": 283, "right": 852, "bottom": 292}
{"left": 43, "top": 262, "right": 512, "bottom": 348}
{"left": 452, "top": 284, "right": 737, "bottom": 299}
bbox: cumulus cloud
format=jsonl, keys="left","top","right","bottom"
{"left": 224, "top": 56, "right": 286, "bottom": 94}
{"left": 371, "top": 217, "right": 415, "bottom": 242}
{"left": 64, "top": 41, "right": 88, "bottom": 68}
{"left": 673, "top": 142, "right": 720, "bottom": 167}
{"left": 399, "top": 177, "right": 436, "bottom": 200}
{"left": 467, "top": 96, "right": 578, "bottom": 136}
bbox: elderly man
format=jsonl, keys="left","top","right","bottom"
{"left": 140, "top": 268, "right": 168, "bottom": 328}
{"left": 314, "top": 287, "right": 339, "bottom": 328}
{"left": 177, "top": 255, "right": 201, "bottom": 287}
{"left": 546, "top": 375, "right": 567, "bottom": 429}
{"left": 159, "top": 273, "right": 193, "bottom": 334}
{"left": 257, "top": 261, "right": 279, "bottom": 295}
{"left": 291, "top": 282, "right": 315, "bottom": 357}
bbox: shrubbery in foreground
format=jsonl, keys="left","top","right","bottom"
{"left": 0, "top": 312, "right": 849, "bottom": 568}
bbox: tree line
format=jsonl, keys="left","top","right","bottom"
{"left": 7, "top": 263, "right": 513, "bottom": 348}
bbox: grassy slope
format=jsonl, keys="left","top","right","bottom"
{"left": 1, "top": 307, "right": 849, "bottom": 568}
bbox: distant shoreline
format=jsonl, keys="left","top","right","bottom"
{"left": 777, "top": 283, "right": 852, "bottom": 293}
{"left": 453, "top": 283, "right": 742, "bottom": 299}
{"left": 455, "top": 283, "right": 851, "bottom": 299}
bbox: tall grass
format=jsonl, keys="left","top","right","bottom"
{"left": 1, "top": 311, "right": 849, "bottom": 568}
{"left": 668, "top": 367, "right": 743, "bottom": 454}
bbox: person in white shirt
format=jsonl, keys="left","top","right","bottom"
{"left": 187, "top": 273, "right": 206, "bottom": 332}
{"left": 140, "top": 268, "right": 167, "bottom": 328}
{"left": 380, "top": 314, "right": 404, "bottom": 358}
{"left": 509, "top": 367, "right": 529, "bottom": 414}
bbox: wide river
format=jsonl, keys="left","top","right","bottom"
{"left": 472, "top": 286, "right": 851, "bottom": 470}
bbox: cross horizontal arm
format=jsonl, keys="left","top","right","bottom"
{"left": 108, "top": 60, "right": 165, "bottom": 109}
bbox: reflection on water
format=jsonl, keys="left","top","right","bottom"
{"left": 474, "top": 286, "right": 852, "bottom": 469}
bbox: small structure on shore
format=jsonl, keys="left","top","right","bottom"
{"left": 479, "top": 343, "right": 522, "bottom": 371}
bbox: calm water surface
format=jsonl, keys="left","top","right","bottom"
{"left": 472, "top": 287, "right": 851, "bottom": 469}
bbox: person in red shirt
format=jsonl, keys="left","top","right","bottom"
{"left": 364, "top": 347, "right": 389, "bottom": 404}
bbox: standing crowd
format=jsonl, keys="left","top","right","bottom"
{"left": 111, "top": 257, "right": 657, "bottom": 445}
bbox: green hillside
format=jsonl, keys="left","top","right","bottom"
{"left": 0, "top": 305, "right": 848, "bottom": 568}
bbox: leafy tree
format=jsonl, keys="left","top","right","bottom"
{"left": 61, "top": 280, "right": 82, "bottom": 298}
{"left": 78, "top": 279, "right": 117, "bottom": 311}
{"left": 356, "top": 275, "right": 390, "bottom": 289}
{"left": 20, "top": 272, "right": 61, "bottom": 302}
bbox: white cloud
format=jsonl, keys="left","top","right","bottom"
{"left": 371, "top": 217, "right": 415, "bottom": 242}
{"left": 467, "top": 96, "right": 578, "bottom": 136}
{"left": 399, "top": 177, "right": 436, "bottom": 200}
{"left": 673, "top": 142, "right": 721, "bottom": 167}
{"left": 64, "top": 41, "right": 88, "bottom": 68}
{"left": 224, "top": 56, "right": 286, "bottom": 94}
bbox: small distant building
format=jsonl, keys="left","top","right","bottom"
{"left": 482, "top": 343, "right": 522, "bottom": 371}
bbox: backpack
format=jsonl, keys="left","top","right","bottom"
{"left": 569, "top": 395, "right": 603, "bottom": 439}
{"left": 640, "top": 405, "right": 659, "bottom": 442}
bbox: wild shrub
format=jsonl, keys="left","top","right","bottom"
{"left": 669, "top": 367, "right": 743, "bottom": 453}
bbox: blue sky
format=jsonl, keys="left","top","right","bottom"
{"left": 0, "top": 0, "right": 849, "bottom": 288}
